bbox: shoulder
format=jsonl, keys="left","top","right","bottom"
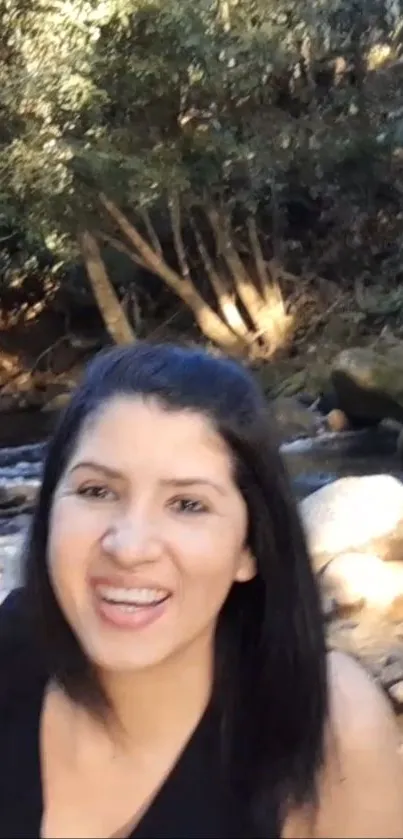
{"left": 286, "top": 651, "right": 403, "bottom": 838}
{"left": 327, "top": 648, "right": 400, "bottom": 738}
{"left": 326, "top": 649, "right": 402, "bottom": 772}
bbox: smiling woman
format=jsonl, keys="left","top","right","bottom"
{"left": 47, "top": 397, "right": 254, "bottom": 674}
{"left": 0, "top": 341, "right": 402, "bottom": 839}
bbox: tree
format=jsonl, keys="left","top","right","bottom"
{"left": 0, "top": 0, "right": 401, "bottom": 355}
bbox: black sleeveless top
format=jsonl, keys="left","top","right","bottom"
{"left": 0, "top": 590, "right": 279, "bottom": 838}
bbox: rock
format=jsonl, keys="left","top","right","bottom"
{"left": 299, "top": 475, "right": 403, "bottom": 571}
{"left": 326, "top": 408, "right": 350, "bottom": 433}
{"left": 0, "top": 479, "right": 40, "bottom": 513}
{"left": 299, "top": 473, "right": 403, "bottom": 710}
{"left": 316, "top": 390, "right": 340, "bottom": 416}
{"left": 270, "top": 396, "right": 321, "bottom": 443}
{"left": 322, "top": 553, "right": 403, "bottom": 618}
{"left": 332, "top": 346, "right": 403, "bottom": 426}
{"left": 380, "top": 660, "right": 403, "bottom": 688}
{"left": 322, "top": 553, "right": 381, "bottom": 614}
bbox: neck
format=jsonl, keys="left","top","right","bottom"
{"left": 98, "top": 633, "right": 214, "bottom": 749}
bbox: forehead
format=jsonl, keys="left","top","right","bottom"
{"left": 70, "top": 395, "right": 231, "bottom": 472}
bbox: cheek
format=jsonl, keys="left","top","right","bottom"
{"left": 178, "top": 515, "right": 247, "bottom": 583}
{"left": 47, "top": 498, "right": 98, "bottom": 583}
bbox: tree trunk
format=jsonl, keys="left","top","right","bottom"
{"left": 79, "top": 230, "right": 135, "bottom": 345}
{"left": 98, "top": 193, "right": 291, "bottom": 358}
{"left": 99, "top": 194, "right": 247, "bottom": 354}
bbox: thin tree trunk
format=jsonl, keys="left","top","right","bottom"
{"left": 140, "top": 208, "right": 163, "bottom": 257}
{"left": 207, "top": 206, "right": 266, "bottom": 332}
{"left": 190, "top": 215, "right": 251, "bottom": 342}
{"left": 79, "top": 230, "right": 135, "bottom": 345}
{"left": 99, "top": 193, "right": 246, "bottom": 354}
{"left": 169, "top": 192, "right": 192, "bottom": 282}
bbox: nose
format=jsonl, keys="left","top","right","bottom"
{"left": 101, "top": 514, "right": 163, "bottom": 568}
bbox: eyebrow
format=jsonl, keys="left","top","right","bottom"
{"left": 68, "top": 460, "right": 123, "bottom": 479}
{"left": 161, "top": 477, "right": 226, "bottom": 496}
{"left": 68, "top": 461, "right": 227, "bottom": 495}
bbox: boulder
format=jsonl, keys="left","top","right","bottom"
{"left": 300, "top": 474, "right": 403, "bottom": 716}
{"left": 331, "top": 346, "right": 403, "bottom": 426}
{"left": 321, "top": 553, "right": 403, "bottom": 618}
{"left": 299, "top": 474, "right": 403, "bottom": 571}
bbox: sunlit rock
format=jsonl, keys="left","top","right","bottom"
{"left": 322, "top": 553, "right": 403, "bottom": 617}
{"left": 299, "top": 474, "right": 403, "bottom": 571}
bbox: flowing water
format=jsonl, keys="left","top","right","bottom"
{"left": 284, "top": 426, "right": 403, "bottom": 498}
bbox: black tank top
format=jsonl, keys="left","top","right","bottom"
{"left": 0, "top": 590, "right": 279, "bottom": 838}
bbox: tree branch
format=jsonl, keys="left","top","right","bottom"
{"left": 246, "top": 215, "right": 269, "bottom": 296}
{"left": 96, "top": 230, "right": 148, "bottom": 270}
{"left": 99, "top": 192, "right": 185, "bottom": 295}
{"left": 168, "top": 192, "right": 191, "bottom": 281}
{"left": 139, "top": 208, "right": 163, "bottom": 257}
{"left": 78, "top": 229, "right": 134, "bottom": 345}
{"left": 190, "top": 214, "right": 250, "bottom": 340}
{"left": 206, "top": 205, "right": 264, "bottom": 327}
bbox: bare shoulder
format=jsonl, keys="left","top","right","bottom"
{"left": 284, "top": 651, "right": 403, "bottom": 839}
{"left": 327, "top": 649, "right": 401, "bottom": 742}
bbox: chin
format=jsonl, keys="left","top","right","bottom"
{"left": 82, "top": 637, "right": 175, "bottom": 674}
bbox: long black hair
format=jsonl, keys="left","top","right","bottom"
{"left": 23, "top": 341, "right": 328, "bottom": 835}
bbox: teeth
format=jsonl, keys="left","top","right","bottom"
{"left": 96, "top": 585, "right": 168, "bottom": 606}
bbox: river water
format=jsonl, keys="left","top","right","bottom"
{"left": 284, "top": 426, "right": 403, "bottom": 497}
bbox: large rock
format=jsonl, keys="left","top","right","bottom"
{"left": 300, "top": 474, "right": 403, "bottom": 571}
{"left": 300, "top": 474, "right": 403, "bottom": 722}
{"left": 331, "top": 346, "right": 403, "bottom": 425}
{"left": 321, "top": 553, "right": 403, "bottom": 618}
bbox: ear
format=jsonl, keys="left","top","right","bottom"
{"left": 235, "top": 547, "right": 256, "bottom": 583}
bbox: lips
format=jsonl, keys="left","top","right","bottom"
{"left": 91, "top": 577, "right": 172, "bottom": 630}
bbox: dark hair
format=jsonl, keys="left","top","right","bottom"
{"left": 23, "top": 341, "right": 327, "bottom": 835}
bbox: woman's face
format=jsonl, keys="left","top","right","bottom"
{"left": 48, "top": 396, "right": 255, "bottom": 673}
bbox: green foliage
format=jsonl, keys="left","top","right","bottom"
{"left": 0, "top": 0, "right": 402, "bottom": 257}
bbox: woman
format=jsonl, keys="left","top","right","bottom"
{"left": 0, "top": 341, "right": 402, "bottom": 839}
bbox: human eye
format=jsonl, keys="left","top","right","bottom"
{"left": 76, "top": 483, "right": 116, "bottom": 501}
{"left": 169, "top": 497, "right": 209, "bottom": 514}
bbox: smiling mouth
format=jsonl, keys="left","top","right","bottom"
{"left": 95, "top": 584, "right": 171, "bottom": 612}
